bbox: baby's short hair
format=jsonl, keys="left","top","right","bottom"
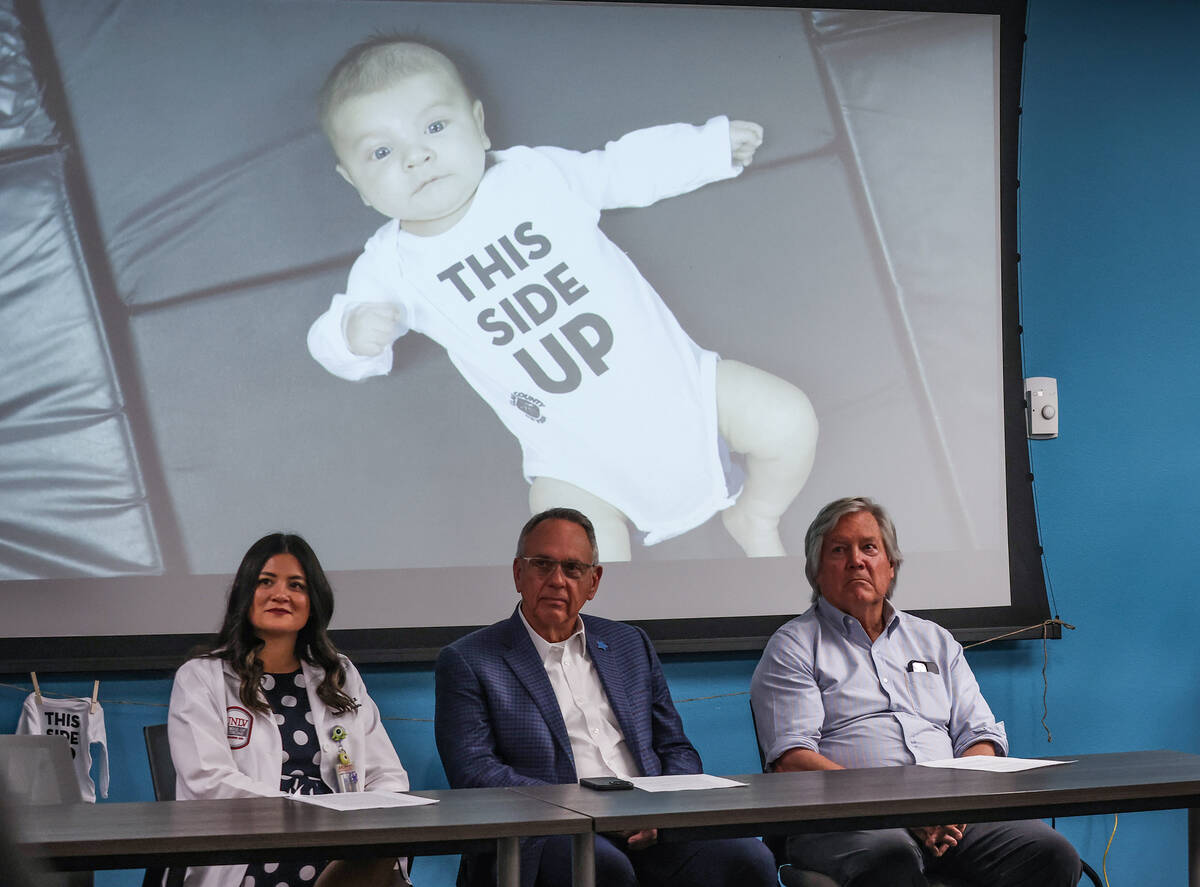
{"left": 318, "top": 35, "right": 472, "bottom": 140}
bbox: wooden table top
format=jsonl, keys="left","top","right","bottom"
{"left": 18, "top": 786, "right": 591, "bottom": 870}
{"left": 513, "top": 750, "right": 1200, "bottom": 837}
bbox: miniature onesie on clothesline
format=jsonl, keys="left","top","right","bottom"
{"left": 17, "top": 693, "right": 109, "bottom": 802}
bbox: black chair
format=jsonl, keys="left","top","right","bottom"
{"left": 747, "top": 703, "right": 971, "bottom": 887}
{"left": 742, "top": 704, "right": 840, "bottom": 887}
{"left": 0, "top": 734, "right": 93, "bottom": 887}
{"left": 747, "top": 702, "right": 1103, "bottom": 887}
{"left": 142, "top": 724, "right": 185, "bottom": 887}
{"left": 141, "top": 723, "right": 415, "bottom": 885}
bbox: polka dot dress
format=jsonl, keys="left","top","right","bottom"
{"left": 240, "top": 670, "right": 329, "bottom": 887}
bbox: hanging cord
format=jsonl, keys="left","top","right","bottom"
{"left": 1102, "top": 813, "right": 1117, "bottom": 887}
{"left": 1013, "top": 0, "right": 1070, "bottom": 742}
{"left": 1041, "top": 623, "right": 1052, "bottom": 742}
{"left": 963, "top": 617, "right": 1074, "bottom": 743}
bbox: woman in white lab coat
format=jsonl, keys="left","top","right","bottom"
{"left": 168, "top": 532, "right": 410, "bottom": 887}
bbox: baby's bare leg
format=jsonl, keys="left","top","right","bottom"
{"left": 716, "top": 359, "right": 818, "bottom": 557}
{"left": 529, "top": 476, "right": 632, "bottom": 562}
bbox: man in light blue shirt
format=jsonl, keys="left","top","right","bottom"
{"left": 751, "top": 496, "right": 1080, "bottom": 887}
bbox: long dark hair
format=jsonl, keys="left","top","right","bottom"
{"left": 202, "top": 533, "right": 357, "bottom": 715}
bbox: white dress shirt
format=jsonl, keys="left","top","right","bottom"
{"left": 519, "top": 608, "right": 639, "bottom": 779}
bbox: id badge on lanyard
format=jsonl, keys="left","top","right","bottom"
{"left": 330, "top": 725, "right": 360, "bottom": 792}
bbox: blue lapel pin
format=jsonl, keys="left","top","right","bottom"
{"left": 597, "top": 640, "right": 608, "bottom": 651}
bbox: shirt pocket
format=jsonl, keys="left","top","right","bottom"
{"left": 903, "top": 670, "right": 951, "bottom": 725}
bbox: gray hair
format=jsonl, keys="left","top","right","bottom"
{"left": 804, "top": 497, "right": 902, "bottom": 602}
{"left": 515, "top": 507, "right": 599, "bottom": 565}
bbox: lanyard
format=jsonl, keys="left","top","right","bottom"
{"left": 330, "top": 725, "right": 360, "bottom": 792}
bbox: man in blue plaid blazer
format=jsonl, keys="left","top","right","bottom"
{"left": 435, "top": 507, "right": 775, "bottom": 887}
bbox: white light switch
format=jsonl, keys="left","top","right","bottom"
{"left": 1025, "top": 376, "right": 1058, "bottom": 439}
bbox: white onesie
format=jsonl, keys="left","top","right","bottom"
{"left": 17, "top": 693, "right": 109, "bottom": 802}
{"left": 309, "top": 117, "right": 741, "bottom": 543}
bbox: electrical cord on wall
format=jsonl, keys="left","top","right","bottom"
{"left": 1102, "top": 813, "right": 1117, "bottom": 887}
{"left": 963, "top": 617, "right": 1074, "bottom": 743}
{"left": 1014, "top": 8, "right": 1114, "bottom": 874}
{"left": 1013, "top": 0, "right": 1073, "bottom": 746}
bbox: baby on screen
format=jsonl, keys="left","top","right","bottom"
{"left": 307, "top": 36, "right": 818, "bottom": 560}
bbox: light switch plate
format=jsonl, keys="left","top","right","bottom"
{"left": 1025, "top": 376, "right": 1058, "bottom": 439}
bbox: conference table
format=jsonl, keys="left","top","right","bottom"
{"left": 16, "top": 786, "right": 589, "bottom": 887}
{"left": 512, "top": 750, "right": 1200, "bottom": 887}
{"left": 19, "top": 751, "right": 1200, "bottom": 887}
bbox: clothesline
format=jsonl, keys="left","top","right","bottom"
{"left": 0, "top": 679, "right": 742, "bottom": 722}
{"left": 3, "top": 620, "right": 1072, "bottom": 728}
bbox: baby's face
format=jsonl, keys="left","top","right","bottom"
{"left": 331, "top": 68, "right": 490, "bottom": 236}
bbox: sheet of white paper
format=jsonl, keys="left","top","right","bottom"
{"left": 627, "top": 774, "right": 746, "bottom": 792}
{"left": 286, "top": 791, "right": 439, "bottom": 810}
{"left": 917, "top": 757, "right": 1073, "bottom": 772}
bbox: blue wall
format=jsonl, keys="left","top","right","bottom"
{"left": 6, "top": 0, "right": 1199, "bottom": 884}
{"left": 988, "top": 0, "right": 1200, "bottom": 881}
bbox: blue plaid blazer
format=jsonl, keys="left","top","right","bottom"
{"left": 434, "top": 606, "right": 701, "bottom": 886}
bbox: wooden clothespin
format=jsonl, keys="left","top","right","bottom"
{"left": 30, "top": 671, "right": 42, "bottom": 704}
{"left": 90, "top": 680, "right": 100, "bottom": 714}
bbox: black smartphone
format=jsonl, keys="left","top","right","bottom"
{"left": 580, "top": 776, "right": 635, "bottom": 791}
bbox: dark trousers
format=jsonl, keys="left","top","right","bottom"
{"left": 786, "top": 820, "right": 1081, "bottom": 887}
{"left": 535, "top": 832, "right": 777, "bottom": 887}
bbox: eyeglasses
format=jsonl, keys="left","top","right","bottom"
{"left": 517, "top": 556, "right": 596, "bottom": 580}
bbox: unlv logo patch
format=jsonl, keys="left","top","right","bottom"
{"left": 226, "top": 705, "right": 252, "bottom": 749}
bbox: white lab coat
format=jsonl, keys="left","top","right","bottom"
{"left": 168, "top": 654, "right": 410, "bottom": 887}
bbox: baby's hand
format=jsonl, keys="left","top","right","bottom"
{"left": 729, "top": 120, "right": 764, "bottom": 167}
{"left": 344, "top": 302, "right": 405, "bottom": 357}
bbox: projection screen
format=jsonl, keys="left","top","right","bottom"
{"left": 0, "top": 0, "right": 1046, "bottom": 671}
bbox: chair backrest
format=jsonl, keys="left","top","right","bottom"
{"left": 141, "top": 725, "right": 185, "bottom": 887}
{"left": 745, "top": 704, "right": 1076, "bottom": 887}
{"left": 748, "top": 699, "right": 770, "bottom": 772}
{"left": 0, "top": 735, "right": 92, "bottom": 887}
{"left": 0, "top": 734, "right": 82, "bottom": 806}
{"left": 143, "top": 724, "right": 177, "bottom": 802}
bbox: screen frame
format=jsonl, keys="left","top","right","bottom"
{"left": 2, "top": 0, "right": 1050, "bottom": 675}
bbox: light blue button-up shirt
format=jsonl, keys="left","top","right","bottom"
{"left": 751, "top": 598, "right": 1007, "bottom": 769}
